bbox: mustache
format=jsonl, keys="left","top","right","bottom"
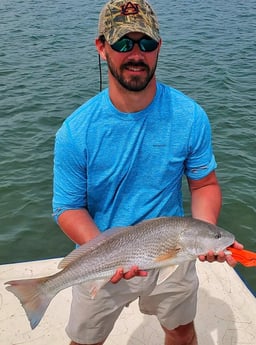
{"left": 121, "top": 61, "right": 149, "bottom": 70}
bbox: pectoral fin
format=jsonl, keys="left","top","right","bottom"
{"left": 157, "top": 265, "right": 179, "bottom": 285}
{"left": 155, "top": 247, "right": 181, "bottom": 262}
{"left": 86, "top": 278, "right": 110, "bottom": 299}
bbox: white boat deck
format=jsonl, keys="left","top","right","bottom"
{"left": 0, "top": 258, "right": 255, "bottom": 345}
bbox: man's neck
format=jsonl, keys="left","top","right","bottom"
{"left": 108, "top": 77, "right": 157, "bottom": 113}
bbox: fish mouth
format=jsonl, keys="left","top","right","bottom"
{"left": 215, "top": 236, "right": 235, "bottom": 253}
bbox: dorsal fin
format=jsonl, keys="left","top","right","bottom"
{"left": 58, "top": 226, "right": 130, "bottom": 269}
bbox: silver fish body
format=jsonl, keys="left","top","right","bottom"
{"left": 5, "top": 216, "right": 235, "bottom": 329}
{"left": 52, "top": 216, "right": 234, "bottom": 287}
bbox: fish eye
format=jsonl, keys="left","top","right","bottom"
{"left": 215, "top": 232, "right": 221, "bottom": 239}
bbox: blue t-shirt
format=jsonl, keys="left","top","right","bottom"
{"left": 53, "top": 82, "right": 216, "bottom": 231}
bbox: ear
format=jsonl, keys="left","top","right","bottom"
{"left": 95, "top": 38, "right": 107, "bottom": 60}
{"left": 158, "top": 38, "right": 162, "bottom": 51}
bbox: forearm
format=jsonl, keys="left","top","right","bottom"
{"left": 191, "top": 183, "right": 222, "bottom": 224}
{"left": 57, "top": 209, "right": 100, "bottom": 245}
{"left": 188, "top": 171, "right": 244, "bottom": 267}
{"left": 188, "top": 171, "right": 222, "bottom": 225}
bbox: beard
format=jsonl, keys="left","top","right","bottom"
{"left": 106, "top": 53, "right": 158, "bottom": 92}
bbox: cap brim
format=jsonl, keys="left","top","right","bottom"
{"left": 105, "top": 25, "right": 160, "bottom": 45}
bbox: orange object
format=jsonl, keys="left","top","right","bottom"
{"left": 227, "top": 247, "right": 256, "bottom": 267}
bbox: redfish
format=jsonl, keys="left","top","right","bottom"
{"left": 5, "top": 216, "right": 235, "bottom": 329}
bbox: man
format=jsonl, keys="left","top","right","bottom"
{"left": 53, "top": 1, "right": 242, "bottom": 344}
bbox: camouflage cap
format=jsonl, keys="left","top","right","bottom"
{"left": 98, "top": 0, "right": 161, "bottom": 45}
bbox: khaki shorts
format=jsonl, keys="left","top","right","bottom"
{"left": 66, "top": 261, "right": 199, "bottom": 344}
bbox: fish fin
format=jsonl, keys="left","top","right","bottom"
{"left": 87, "top": 278, "right": 110, "bottom": 299}
{"left": 58, "top": 240, "right": 104, "bottom": 269}
{"left": 155, "top": 247, "right": 181, "bottom": 262}
{"left": 5, "top": 277, "right": 53, "bottom": 329}
{"left": 227, "top": 247, "right": 256, "bottom": 267}
{"left": 157, "top": 265, "right": 179, "bottom": 285}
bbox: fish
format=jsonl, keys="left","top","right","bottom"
{"left": 227, "top": 247, "right": 256, "bottom": 267}
{"left": 5, "top": 216, "right": 235, "bottom": 330}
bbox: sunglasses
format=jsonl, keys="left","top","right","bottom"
{"left": 111, "top": 36, "right": 159, "bottom": 53}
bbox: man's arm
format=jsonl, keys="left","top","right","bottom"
{"left": 188, "top": 171, "right": 243, "bottom": 266}
{"left": 58, "top": 209, "right": 101, "bottom": 245}
{"left": 188, "top": 170, "right": 222, "bottom": 225}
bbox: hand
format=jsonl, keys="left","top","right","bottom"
{"left": 198, "top": 241, "right": 244, "bottom": 267}
{"left": 110, "top": 265, "right": 148, "bottom": 284}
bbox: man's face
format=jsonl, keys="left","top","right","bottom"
{"left": 104, "top": 32, "right": 161, "bottom": 92}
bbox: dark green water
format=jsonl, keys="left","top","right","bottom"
{"left": 1, "top": 0, "right": 255, "bottom": 292}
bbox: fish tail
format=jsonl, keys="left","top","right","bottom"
{"left": 227, "top": 247, "right": 256, "bottom": 267}
{"left": 5, "top": 277, "right": 53, "bottom": 329}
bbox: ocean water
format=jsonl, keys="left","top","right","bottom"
{"left": 0, "top": 0, "right": 255, "bottom": 292}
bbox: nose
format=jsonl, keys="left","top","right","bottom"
{"left": 129, "top": 42, "right": 144, "bottom": 58}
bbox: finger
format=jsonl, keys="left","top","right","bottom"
{"left": 225, "top": 254, "right": 237, "bottom": 267}
{"left": 123, "top": 266, "right": 139, "bottom": 280}
{"left": 206, "top": 250, "right": 216, "bottom": 263}
{"left": 216, "top": 251, "right": 226, "bottom": 263}
{"left": 123, "top": 266, "right": 148, "bottom": 280}
{"left": 198, "top": 255, "right": 207, "bottom": 262}
{"left": 136, "top": 270, "right": 148, "bottom": 277}
{"left": 110, "top": 268, "right": 124, "bottom": 284}
{"left": 232, "top": 240, "right": 244, "bottom": 250}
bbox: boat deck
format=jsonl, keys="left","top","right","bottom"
{"left": 0, "top": 258, "right": 255, "bottom": 344}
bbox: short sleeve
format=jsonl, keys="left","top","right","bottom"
{"left": 52, "top": 122, "right": 87, "bottom": 222}
{"left": 185, "top": 104, "right": 217, "bottom": 180}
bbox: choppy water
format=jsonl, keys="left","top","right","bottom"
{"left": 1, "top": 0, "right": 255, "bottom": 292}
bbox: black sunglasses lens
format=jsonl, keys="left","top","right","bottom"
{"left": 111, "top": 38, "right": 133, "bottom": 52}
{"left": 111, "top": 37, "right": 158, "bottom": 52}
{"left": 139, "top": 38, "right": 159, "bottom": 52}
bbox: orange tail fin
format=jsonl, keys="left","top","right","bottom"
{"left": 227, "top": 247, "right": 256, "bottom": 267}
